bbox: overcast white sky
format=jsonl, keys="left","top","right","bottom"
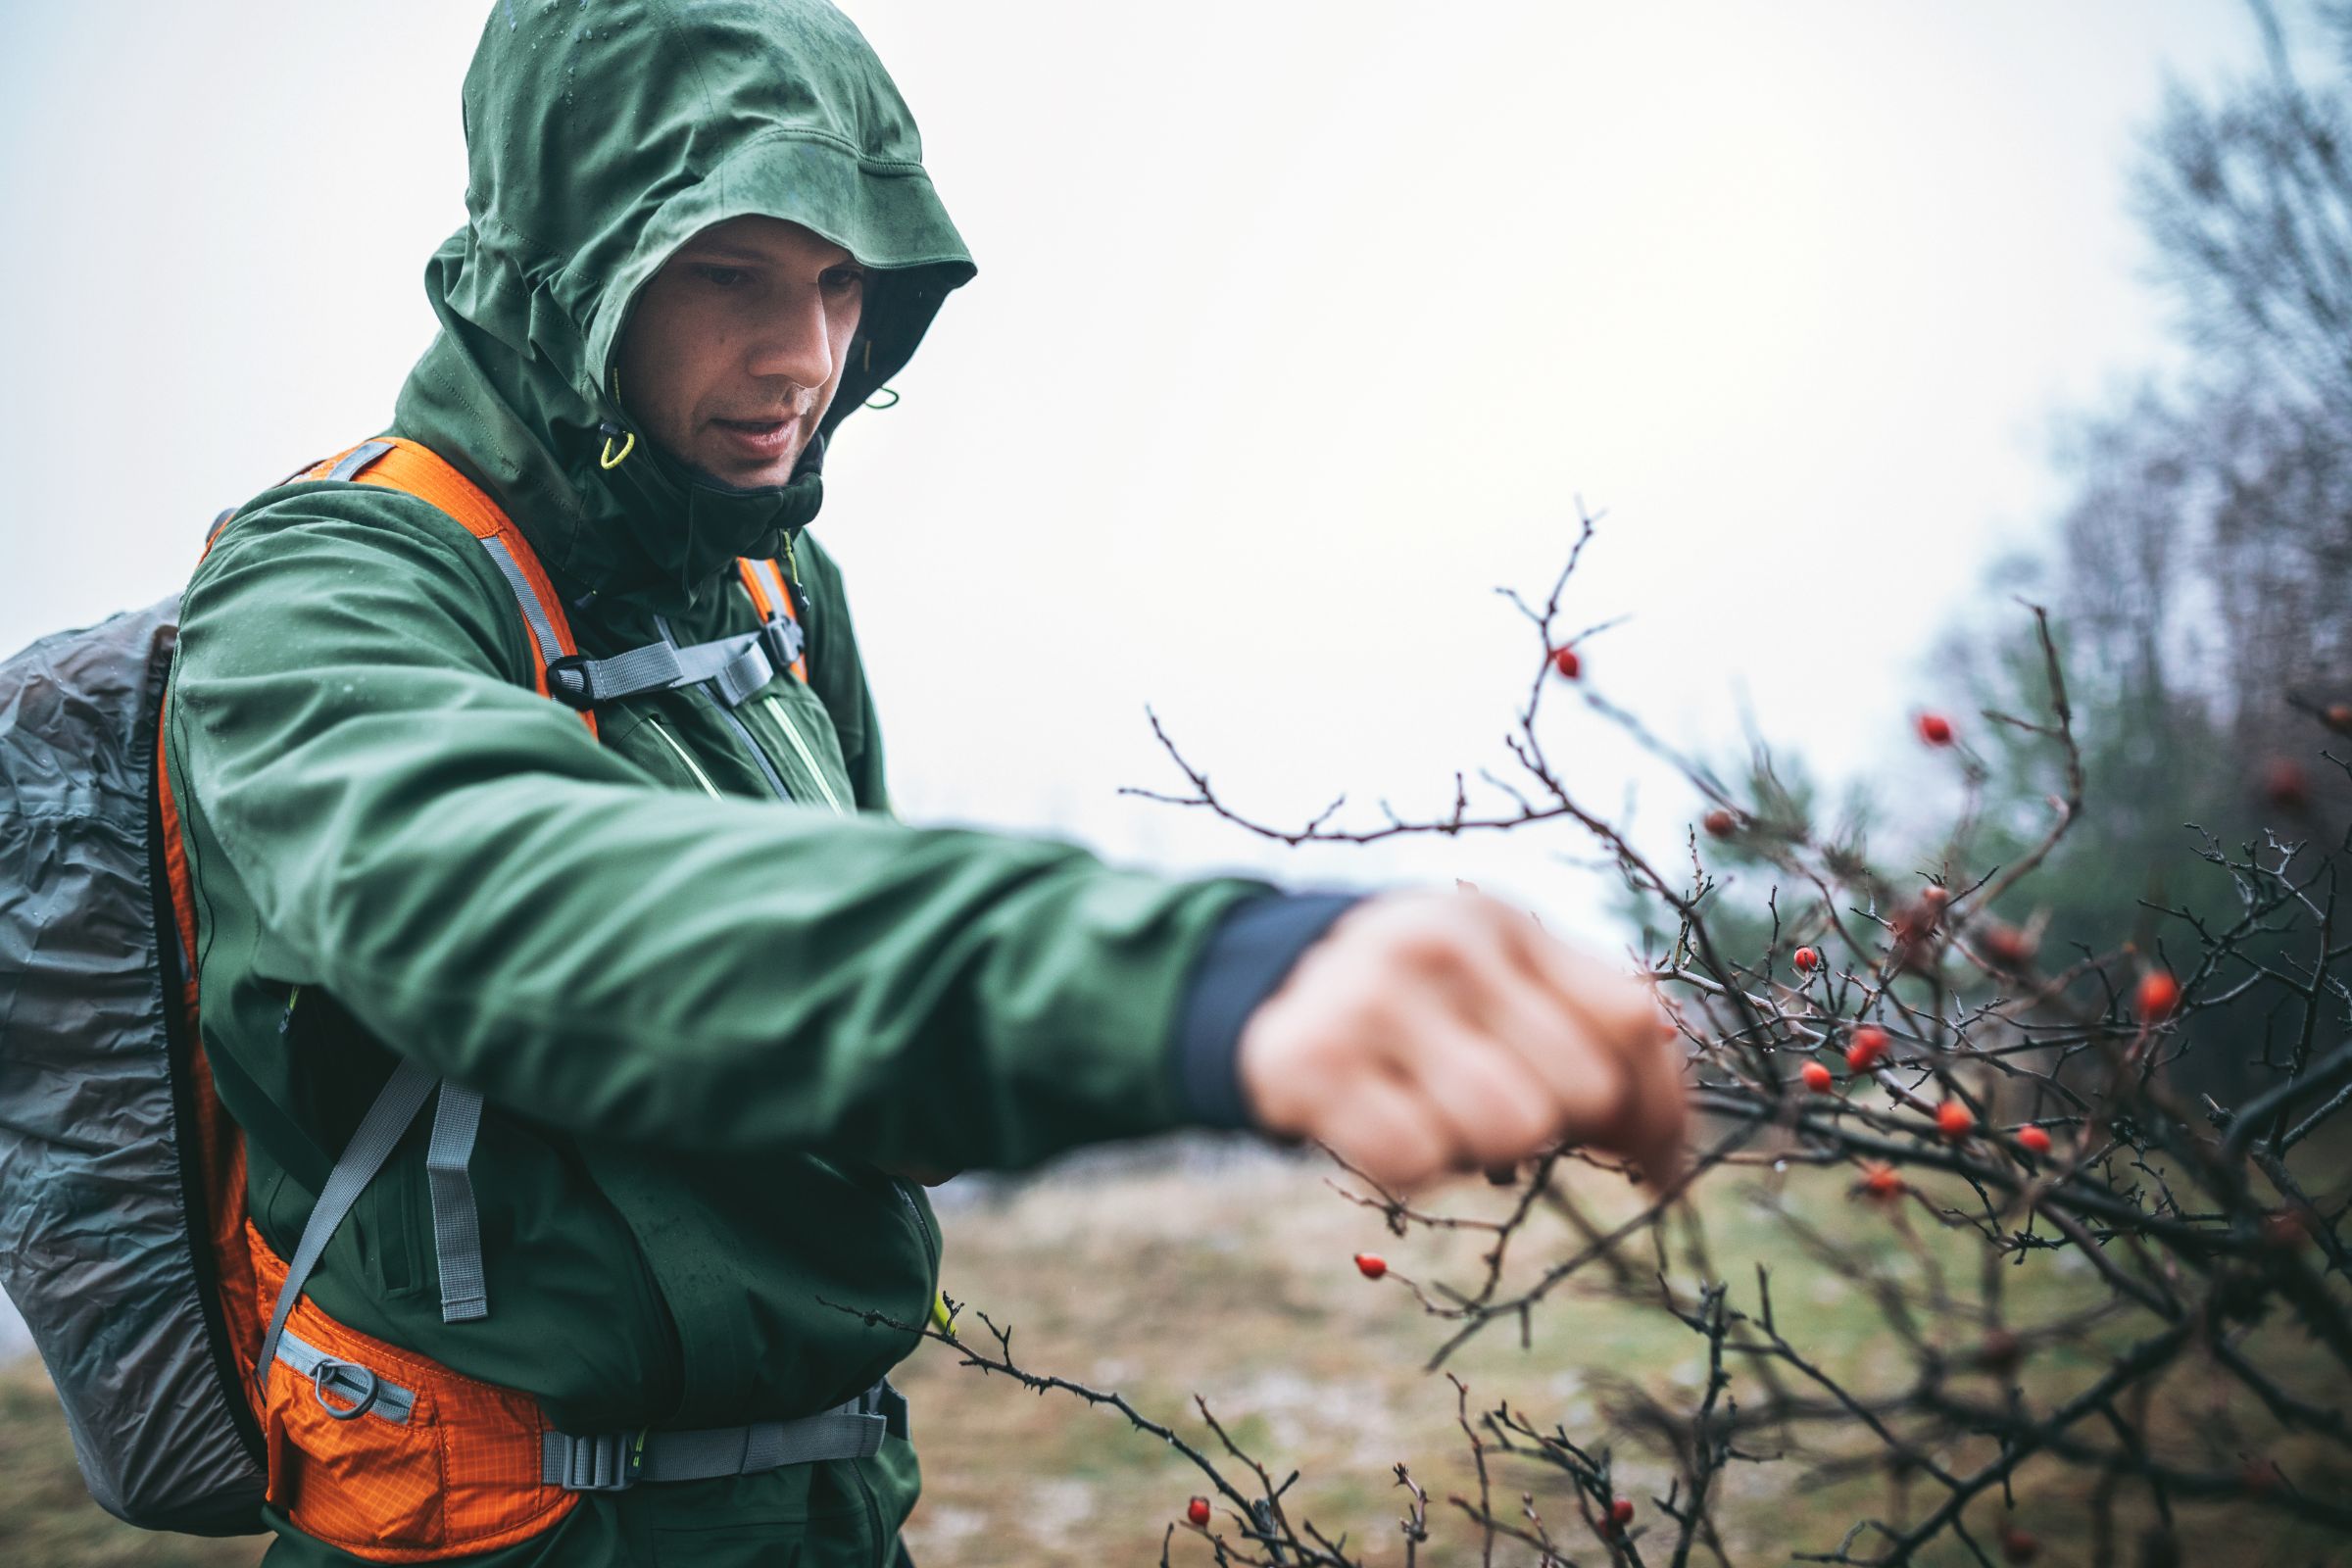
{"left": 0, "top": 1, "right": 2266, "bottom": 948}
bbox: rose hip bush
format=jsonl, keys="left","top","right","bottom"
{"left": 845, "top": 519, "right": 2352, "bottom": 1565}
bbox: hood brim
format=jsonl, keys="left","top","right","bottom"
{"left": 581, "top": 129, "right": 976, "bottom": 435}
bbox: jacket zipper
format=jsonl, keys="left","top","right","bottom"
{"left": 761, "top": 693, "right": 847, "bottom": 812}
{"left": 752, "top": 679, "right": 938, "bottom": 1341}
{"left": 694, "top": 686, "right": 797, "bottom": 802}
{"left": 774, "top": 692, "right": 918, "bottom": 1568}
{"left": 658, "top": 620, "right": 907, "bottom": 1565}
{"left": 643, "top": 715, "right": 721, "bottom": 797}
{"left": 653, "top": 612, "right": 798, "bottom": 802}
{"left": 751, "top": 693, "right": 933, "bottom": 1302}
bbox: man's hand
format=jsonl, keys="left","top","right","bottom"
{"left": 1236, "top": 890, "right": 1686, "bottom": 1193}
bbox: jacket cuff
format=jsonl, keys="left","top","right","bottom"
{"left": 1171, "top": 892, "right": 1364, "bottom": 1130}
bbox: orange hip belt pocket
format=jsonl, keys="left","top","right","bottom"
{"left": 248, "top": 1220, "right": 576, "bottom": 1562}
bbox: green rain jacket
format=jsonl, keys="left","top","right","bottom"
{"left": 162, "top": 3, "right": 1354, "bottom": 1563}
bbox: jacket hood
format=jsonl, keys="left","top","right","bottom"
{"left": 394, "top": 0, "right": 974, "bottom": 614}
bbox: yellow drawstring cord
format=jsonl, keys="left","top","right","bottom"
{"left": 601, "top": 368, "right": 637, "bottom": 470}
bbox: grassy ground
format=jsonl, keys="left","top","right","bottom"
{"left": 897, "top": 1139, "right": 2349, "bottom": 1567}
{"left": 5, "top": 1140, "right": 2346, "bottom": 1565}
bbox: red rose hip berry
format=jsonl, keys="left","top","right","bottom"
{"left": 1800, "top": 1061, "right": 1834, "bottom": 1093}
{"left": 2261, "top": 1209, "right": 2310, "bottom": 1251}
{"left": 2016, "top": 1125, "right": 2052, "bottom": 1156}
{"left": 1936, "top": 1101, "right": 1975, "bottom": 1141}
{"left": 1702, "top": 808, "right": 1738, "bottom": 838}
{"left": 1916, "top": 711, "right": 1955, "bottom": 746}
{"left": 1550, "top": 646, "right": 1581, "bottom": 680}
{"left": 1844, "top": 1026, "right": 1889, "bottom": 1071}
{"left": 1187, "top": 1496, "right": 1211, "bottom": 1527}
{"left": 1975, "top": 1328, "right": 2025, "bottom": 1376}
{"left": 1861, "top": 1162, "right": 1902, "bottom": 1200}
{"left": 1981, "top": 924, "right": 2036, "bottom": 967}
{"left": 2134, "top": 970, "right": 2180, "bottom": 1022}
{"left": 1353, "top": 1252, "right": 1388, "bottom": 1280}
{"left": 1792, "top": 945, "right": 1821, "bottom": 973}
{"left": 2264, "top": 758, "right": 2311, "bottom": 812}
{"left": 1609, "top": 1496, "right": 1635, "bottom": 1530}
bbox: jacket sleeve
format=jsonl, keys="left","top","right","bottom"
{"left": 168, "top": 486, "right": 1282, "bottom": 1172}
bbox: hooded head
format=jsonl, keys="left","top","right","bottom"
{"left": 394, "top": 0, "right": 975, "bottom": 614}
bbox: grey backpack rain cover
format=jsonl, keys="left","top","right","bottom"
{"left": 0, "top": 597, "right": 269, "bottom": 1535}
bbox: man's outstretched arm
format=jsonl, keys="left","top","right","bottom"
{"left": 171, "top": 485, "right": 1682, "bottom": 1178}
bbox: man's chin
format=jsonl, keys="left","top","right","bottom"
{"left": 679, "top": 445, "right": 804, "bottom": 495}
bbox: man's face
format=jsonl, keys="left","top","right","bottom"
{"left": 615, "top": 215, "right": 866, "bottom": 490}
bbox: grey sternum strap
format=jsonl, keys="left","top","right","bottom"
{"left": 472, "top": 536, "right": 805, "bottom": 711}
{"left": 253, "top": 1063, "right": 492, "bottom": 1393}
{"left": 543, "top": 620, "right": 800, "bottom": 711}
{"left": 315, "top": 444, "right": 805, "bottom": 714}
{"left": 544, "top": 1382, "right": 907, "bottom": 1493}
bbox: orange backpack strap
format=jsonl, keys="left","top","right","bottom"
{"left": 297, "top": 439, "right": 598, "bottom": 739}
{"left": 734, "top": 556, "right": 809, "bottom": 684}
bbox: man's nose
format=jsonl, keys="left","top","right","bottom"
{"left": 746, "top": 285, "right": 838, "bottom": 392}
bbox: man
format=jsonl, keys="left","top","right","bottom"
{"left": 163, "top": 2, "right": 1685, "bottom": 1563}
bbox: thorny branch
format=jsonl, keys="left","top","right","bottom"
{"left": 905, "top": 521, "right": 2350, "bottom": 1564}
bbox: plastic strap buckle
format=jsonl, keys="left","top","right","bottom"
{"left": 877, "top": 1382, "right": 909, "bottom": 1442}
{"left": 542, "top": 654, "right": 598, "bottom": 710}
{"left": 546, "top": 1429, "right": 647, "bottom": 1493}
{"left": 760, "top": 614, "right": 806, "bottom": 675}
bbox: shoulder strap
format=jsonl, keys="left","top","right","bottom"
{"left": 296, "top": 438, "right": 600, "bottom": 740}
{"left": 249, "top": 435, "right": 595, "bottom": 1340}
{"left": 734, "top": 556, "right": 809, "bottom": 684}
{"left": 251, "top": 1061, "right": 439, "bottom": 1395}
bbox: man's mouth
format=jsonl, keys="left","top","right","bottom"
{"left": 710, "top": 415, "right": 799, "bottom": 461}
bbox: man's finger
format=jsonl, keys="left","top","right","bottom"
{"left": 1321, "top": 1067, "right": 1451, "bottom": 1192}
{"left": 1609, "top": 989, "right": 1689, "bottom": 1189}
{"left": 1390, "top": 1003, "right": 1572, "bottom": 1167}
{"left": 1500, "top": 924, "right": 1687, "bottom": 1177}
{"left": 1437, "top": 921, "right": 1634, "bottom": 1129}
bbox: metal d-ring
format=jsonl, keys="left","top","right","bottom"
{"left": 312, "top": 1357, "right": 382, "bottom": 1422}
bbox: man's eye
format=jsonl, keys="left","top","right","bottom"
{"left": 823, "top": 268, "right": 867, "bottom": 293}
{"left": 692, "top": 265, "right": 752, "bottom": 288}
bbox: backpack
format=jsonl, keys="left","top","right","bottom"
{"left": 0, "top": 437, "right": 824, "bottom": 1540}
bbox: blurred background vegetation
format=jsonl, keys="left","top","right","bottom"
{"left": 1628, "top": 0, "right": 2352, "bottom": 1115}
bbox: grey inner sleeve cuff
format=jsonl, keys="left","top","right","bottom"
{"left": 1172, "top": 892, "right": 1366, "bottom": 1130}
